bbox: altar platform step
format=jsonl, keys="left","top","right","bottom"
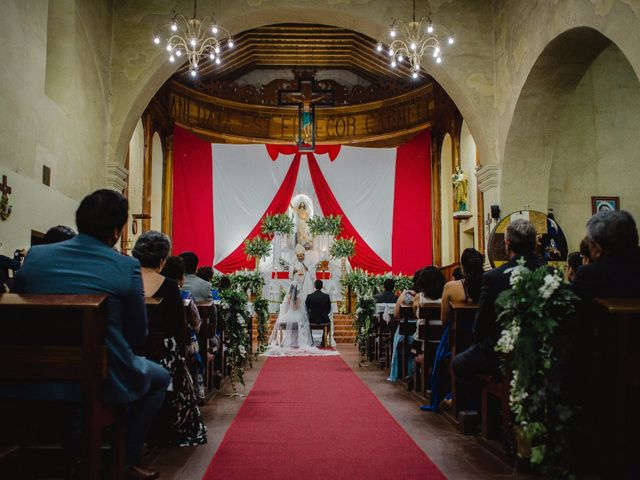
{"left": 252, "top": 314, "right": 356, "bottom": 344}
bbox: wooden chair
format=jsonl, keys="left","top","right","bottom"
{"left": 376, "top": 312, "right": 395, "bottom": 369}
{"left": 310, "top": 324, "right": 330, "bottom": 347}
{"left": 448, "top": 301, "right": 478, "bottom": 422}
{"left": 479, "top": 372, "right": 511, "bottom": 456}
{"left": 0, "top": 293, "right": 126, "bottom": 480}
{"left": 414, "top": 302, "right": 442, "bottom": 399}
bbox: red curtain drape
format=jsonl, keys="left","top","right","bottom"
{"left": 172, "top": 126, "right": 215, "bottom": 265}
{"left": 391, "top": 129, "right": 433, "bottom": 274}
{"left": 307, "top": 153, "right": 392, "bottom": 274}
{"left": 213, "top": 154, "right": 302, "bottom": 273}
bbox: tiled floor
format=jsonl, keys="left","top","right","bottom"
{"left": 146, "top": 345, "right": 537, "bottom": 479}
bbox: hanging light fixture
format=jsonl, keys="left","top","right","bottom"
{"left": 375, "top": 0, "right": 454, "bottom": 79}
{"left": 152, "top": 0, "right": 234, "bottom": 76}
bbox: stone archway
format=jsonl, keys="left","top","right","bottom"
{"left": 107, "top": 3, "right": 493, "bottom": 172}
{"left": 500, "top": 26, "right": 640, "bottom": 245}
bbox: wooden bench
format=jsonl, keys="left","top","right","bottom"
{"left": 310, "top": 323, "right": 330, "bottom": 347}
{"left": 196, "top": 301, "right": 217, "bottom": 392}
{"left": 413, "top": 302, "right": 442, "bottom": 399}
{"left": 375, "top": 311, "right": 396, "bottom": 369}
{"left": 0, "top": 293, "right": 125, "bottom": 480}
{"left": 447, "top": 301, "right": 478, "bottom": 424}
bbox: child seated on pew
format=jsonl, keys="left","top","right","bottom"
{"left": 133, "top": 232, "right": 207, "bottom": 447}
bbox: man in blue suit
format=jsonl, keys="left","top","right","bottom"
{"left": 14, "top": 189, "right": 168, "bottom": 480}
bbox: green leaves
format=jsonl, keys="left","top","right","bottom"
{"left": 243, "top": 236, "right": 272, "bottom": 259}
{"left": 307, "top": 215, "right": 343, "bottom": 237}
{"left": 330, "top": 237, "right": 356, "bottom": 259}
{"left": 261, "top": 213, "right": 295, "bottom": 236}
{"left": 495, "top": 265, "right": 578, "bottom": 476}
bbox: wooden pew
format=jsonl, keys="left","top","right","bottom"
{"left": 0, "top": 293, "right": 126, "bottom": 480}
{"left": 196, "top": 301, "right": 217, "bottom": 392}
{"left": 375, "top": 311, "right": 396, "bottom": 369}
{"left": 413, "top": 302, "right": 442, "bottom": 399}
{"left": 591, "top": 298, "right": 640, "bottom": 474}
{"left": 397, "top": 305, "right": 416, "bottom": 380}
{"left": 447, "top": 301, "right": 478, "bottom": 424}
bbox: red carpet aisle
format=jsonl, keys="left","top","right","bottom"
{"left": 202, "top": 356, "right": 446, "bottom": 479}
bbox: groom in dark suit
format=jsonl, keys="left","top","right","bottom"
{"left": 305, "top": 280, "right": 332, "bottom": 346}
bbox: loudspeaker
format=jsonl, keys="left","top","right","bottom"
{"left": 490, "top": 205, "right": 500, "bottom": 219}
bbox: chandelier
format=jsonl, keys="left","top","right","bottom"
{"left": 376, "top": 0, "right": 454, "bottom": 79}
{"left": 153, "top": 0, "right": 234, "bottom": 77}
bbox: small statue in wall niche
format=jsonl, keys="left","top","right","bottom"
{"left": 452, "top": 165, "right": 469, "bottom": 214}
{"left": 0, "top": 175, "right": 12, "bottom": 221}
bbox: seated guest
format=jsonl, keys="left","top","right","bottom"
{"left": 305, "top": 280, "right": 332, "bottom": 346}
{"left": 451, "top": 219, "right": 544, "bottom": 411}
{"left": 196, "top": 265, "right": 214, "bottom": 283}
{"left": 161, "top": 255, "right": 206, "bottom": 403}
{"left": 42, "top": 225, "right": 76, "bottom": 244}
{"left": 393, "top": 269, "right": 422, "bottom": 318}
{"left": 452, "top": 266, "right": 464, "bottom": 281}
{"left": 132, "top": 233, "right": 207, "bottom": 447}
{"left": 0, "top": 248, "right": 24, "bottom": 292}
{"left": 579, "top": 237, "right": 592, "bottom": 265}
{"left": 374, "top": 278, "right": 399, "bottom": 304}
{"left": 413, "top": 266, "right": 446, "bottom": 317}
{"left": 218, "top": 275, "right": 232, "bottom": 291}
{"left": 421, "top": 248, "right": 484, "bottom": 411}
{"left": 571, "top": 210, "right": 640, "bottom": 300}
{"left": 180, "top": 251, "right": 213, "bottom": 301}
{"left": 565, "top": 251, "right": 582, "bottom": 283}
{"left": 14, "top": 189, "right": 169, "bottom": 479}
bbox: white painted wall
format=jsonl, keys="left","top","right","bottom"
{"left": 150, "top": 133, "right": 163, "bottom": 232}
{"left": 458, "top": 121, "right": 478, "bottom": 251}
{"left": 440, "top": 134, "right": 454, "bottom": 265}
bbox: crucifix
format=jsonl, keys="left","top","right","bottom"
{"left": 0, "top": 175, "right": 13, "bottom": 221}
{"left": 278, "top": 78, "right": 335, "bottom": 151}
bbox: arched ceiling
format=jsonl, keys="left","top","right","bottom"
{"left": 174, "top": 23, "right": 428, "bottom": 84}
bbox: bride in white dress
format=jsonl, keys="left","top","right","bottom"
{"left": 265, "top": 283, "right": 338, "bottom": 357}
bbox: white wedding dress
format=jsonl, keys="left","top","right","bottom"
{"left": 264, "top": 285, "right": 339, "bottom": 357}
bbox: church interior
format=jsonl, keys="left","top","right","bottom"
{"left": 1, "top": 1, "right": 639, "bottom": 479}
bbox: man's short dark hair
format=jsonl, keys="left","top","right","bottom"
{"left": 314, "top": 279, "right": 323, "bottom": 290}
{"left": 76, "top": 189, "right": 128, "bottom": 242}
{"left": 383, "top": 278, "right": 395, "bottom": 291}
{"left": 505, "top": 219, "right": 537, "bottom": 255}
{"left": 161, "top": 256, "right": 185, "bottom": 281}
{"left": 196, "top": 266, "right": 214, "bottom": 282}
{"left": 587, "top": 210, "right": 638, "bottom": 256}
{"left": 567, "top": 251, "right": 582, "bottom": 271}
{"left": 179, "top": 251, "right": 199, "bottom": 274}
{"left": 132, "top": 231, "right": 171, "bottom": 269}
{"left": 42, "top": 225, "right": 76, "bottom": 245}
{"left": 219, "top": 276, "right": 231, "bottom": 290}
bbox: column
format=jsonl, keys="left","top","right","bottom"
{"left": 161, "top": 134, "right": 174, "bottom": 238}
{"left": 475, "top": 165, "right": 501, "bottom": 269}
{"left": 142, "top": 114, "right": 153, "bottom": 232}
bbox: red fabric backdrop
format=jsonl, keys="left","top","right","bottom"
{"left": 171, "top": 126, "right": 432, "bottom": 274}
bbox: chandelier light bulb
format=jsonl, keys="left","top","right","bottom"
{"left": 397, "top": 54, "right": 404, "bottom": 62}
{"left": 435, "top": 46, "right": 440, "bottom": 55}
{"left": 228, "top": 39, "right": 234, "bottom": 48}
{"left": 376, "top": 43, "right": 383, "bottom": 52}
{"left": 412, "top": 71, "right": 419, "bottom": 79}
{"left": 388, "top": 48, "right": 394, "bottom": 56}
{"left": 166, "top": 44, "right": 172, "bottom": 52}
{"left": 212, "top": 25, "right": 218, "bottom": 34}
{"left": 390, "top": 29, "right": 396, "bottom": 38}
{"left": 427, "top": 24, "right": 434, "bottom": 33}
{"left": 410, "top": 42, "right": 417, "bottom": 51}
{"left": 153, "top": 36, "right": 160, "bottom": 45}
{"left": 190, "top": 70, "right": 197, "bottom": 77}
{"left": 209, "top": 53, "right": 215, "bottom": 60}
{"left": 169, "top": 55, "right": 175, "bottom": 62}
{"left": 214, "top": 46, "right": 220, "bottom": 54}
{"left": 190, "top": 38, "right": 197, "bottom": 47}
{"left": 215, "top": 57, "right": 221, "bottom": 65}
{"left": 448, "top": 36, "right": 454, "bottom": 44}
{"left": 432, "top": 50, "right": 438, "bottom": 57}
{"left": 176, "top": 50, "right": 182, "bottom": 57}
{"left": 170, "top": 22, "right": 177, "bottom": 32}
{"left": 391, "top": 60, "right": 397, "bottom": 68}
{"left": 436, "top": 56, "right": 442, "bottom": 64}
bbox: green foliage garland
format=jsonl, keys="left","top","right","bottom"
{"left": 232, "top": 270, "right": 265, "bottom": 294}
{"left": 307, "top": 214, "right": 343, "bottom": 237}
{"left": 495, "top": 260, "right": 577, "bottom": 477}
{"left": 353, "top": 296, "right": 375, "bottom": 360}
{"left": 243, "top": 236, "right": 272, "bottom": 260}
{"left": 261, "top": 213, "right": 294, "bottom": 236}
{"left": 341, "top": 269, "right": 413, "bottom": 298}
{"left": 253, "top": 297, "right": 270, "bottom": 355}
{"left": 218, "top": 288, "right": 251, "bottom": 389}
{"left": 329, "top": 237, "right": 356, "bottom": 259}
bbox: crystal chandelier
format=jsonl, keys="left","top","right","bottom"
{"left": 376, "top": 0, "right": 454, "bottom": 79}
{"left": 153, "top": 0, "right": 234, "bottom": 77}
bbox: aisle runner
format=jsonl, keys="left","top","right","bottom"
{"left": 202, "top": 356, "right": 446, "bottom": 479}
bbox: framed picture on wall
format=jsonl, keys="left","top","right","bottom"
{"left": 591, "top": 196, "right": 620, "bottom": 214}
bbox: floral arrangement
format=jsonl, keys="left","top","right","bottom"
{"left": 231, "top": 270, "right": 265, "bottom": 294}
{"left": 307, "top": 214, "right": 342, "bottom": 237}
{"left": 218, "top": 288, "right": 251, "bottom": 390}
{"left": 243, "top": 236, "right": 272, "bottom": 261}
{"left": 261, "top": 213, "right": 294, "bottom": 236}
{"left": 495, "top": 260, "right": 577, "bottom": 477}
{"left": 353, "top": 296, "right": 375, "bottom": 362}
{"left": 253, "top": 297, "right": 270, "bottom": 355}
{"left": 341, "top": 269, "right": 414, "bottom": 298}
{"left": 330, "top": 237, "right": 356, "bottom": 259}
